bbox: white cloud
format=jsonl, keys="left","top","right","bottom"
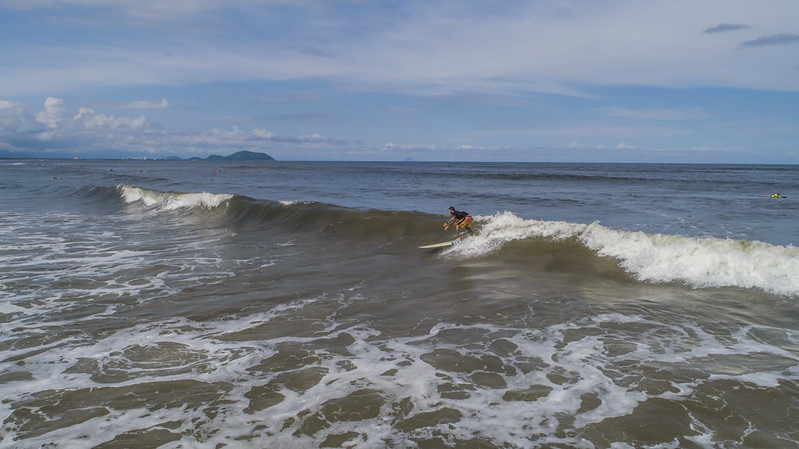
{"left": 350, "top": 0, "right": 799, "bottom": 94}
{"left": 36, "top": 97, "right": 64, "bottom": 126}
{"left": 0, "top": 100, "right": 37, "bottom": 133}
{"left": 0, "top": 0, "right": 299, "bottom": 21}
{"left": 35, "top": 97, "right": 64, "bottom": 140}
{"left": 253, "top": 128, "right": 274, "bottom": 139}
{"left": 2, "top": 1, "right": 799, "bottom": 162}
{"left": 0, "top": 97, "right": 158, "bottom": 153}
{"left": 118, "top": 99, "right": 169, "bottom": 110}
{"left": 208, "top": 125, "right": 246, "bottom": 139}
{"left": 2, "top": 1, "right": 799, "bottom": 97}
{"left": 388, "top": 142, "right": 437, "bottom": 151}
{"left": 299, "top": 133, "right": 324, "bottom": 142}
{"left": 73, "top": 107, "right": 147, "bottom": 131}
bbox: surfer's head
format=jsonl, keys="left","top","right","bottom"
{"left": 449, "top": 206, "right": 455, "bottom": 214}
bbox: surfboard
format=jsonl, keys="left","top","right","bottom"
{"left": 419, "top": 239, "right": 461, "bottom": 249}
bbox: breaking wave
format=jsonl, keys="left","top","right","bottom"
{"left": 454, "top": 212, "right": 799, "bottom": 297}
{"left": 113, "top": 185, "right": 798, "bottom": 297}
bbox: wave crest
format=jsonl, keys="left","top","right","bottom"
{"left": 456, "top": 212, "right": 799, "bottom": 297}
{"left": 118, "top": 185, "right": 233, "bottom": 211}
{"left": 110, "top": 187, "right": 798, "bottom": 297}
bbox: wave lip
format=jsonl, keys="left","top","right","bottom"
{"left": 582, "top": 224, "right": 799, "bottom": 297}
{"left": 461, "top": 212, "right": 799, "bottom": 297}
{"left": 110, "top": 186, "right": 799, "bottom": 297}
{"left": 118, "top": 185, "right": 233, "bottom": 211}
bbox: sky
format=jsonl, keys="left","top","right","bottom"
{"left": 1, "top": 0, "right": 798, "bottom": 163}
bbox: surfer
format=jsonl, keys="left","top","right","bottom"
{"left": 763, "top": 193, "right": 784, "bottom": 198}
{"left": 444, "top": 206, "right": 476, "bottom": 237}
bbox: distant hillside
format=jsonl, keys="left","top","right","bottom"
{"left": 190, "top": 151, "right": 275, "bottom": 161}
{"left": 0, "top": 150, "right": 276, "bottom": 161}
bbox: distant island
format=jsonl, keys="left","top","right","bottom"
{"left": 185, "top": 150, "right": 275, "bottom": 162}
{"left": 0, "top": 149, "right": 276, "bottom": 161}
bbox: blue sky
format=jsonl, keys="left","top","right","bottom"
{"left": 1, "top": 0, "right": 798, "bottom": 162}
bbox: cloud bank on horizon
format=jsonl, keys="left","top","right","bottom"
{"left": 1, "top": 0, "right": 798, "bottom": 162}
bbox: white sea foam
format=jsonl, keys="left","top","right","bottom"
{"left": 453, "top": 212, "right": 799, "bottom": 297}
{"left": 0, "top": 208, "right": 235, "bottom": 333}
{"left": 2, "top": 287, "right": 798, "bottom": 448}
{"left": 118, "top": 185, "right": 233, "bottom": 210}
{"left": 2, "top": 189, "right": 798, "bottom": 447}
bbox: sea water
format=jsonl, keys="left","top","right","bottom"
{"left": 1, "top": 159, "right": 797, "bottom": 448}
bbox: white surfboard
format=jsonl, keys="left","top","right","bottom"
{"left": 419, "top": 239, "right": 461, "bottom": 249}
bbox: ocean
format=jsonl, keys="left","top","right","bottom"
{"left": 1, "top": 159, "right": 797, "bottom": 448}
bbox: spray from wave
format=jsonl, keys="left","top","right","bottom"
{"left": 454, "top": 212, "right": 799, "bottom": 297}
{"left": 118, "top": 185, "right": 233, "bottom": 211}
{"left": 112, "top": 186, "right": 798, "bottom": 297}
